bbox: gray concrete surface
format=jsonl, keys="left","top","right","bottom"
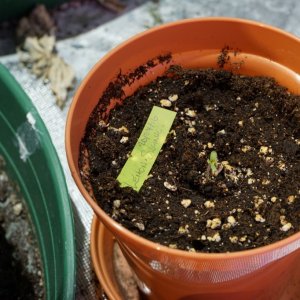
{"left": 1, "top": 0, "right": 300, "bottom": 298}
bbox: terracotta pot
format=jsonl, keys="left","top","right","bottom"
{"left": 66, "top": 18, "right": 300, "bottom": 300}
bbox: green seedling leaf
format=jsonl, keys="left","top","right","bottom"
{"left": 117, "top": 106, "right": 177, "bottom": 191}
{"left": 208, "top": 150, "right": 218, "bottom": 174}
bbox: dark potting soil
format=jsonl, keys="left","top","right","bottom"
{"left": 0, "top": 157, "right": 44, "bottom": 299}
{"left": 80, "top": 65, "right": 300, "bottom": 253}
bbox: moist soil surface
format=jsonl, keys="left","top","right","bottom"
{"left": 80, "top": 65, "right": 300, "bottom": 253}
{"left": 0, "top": 157, "right": 44, "bottom": 299}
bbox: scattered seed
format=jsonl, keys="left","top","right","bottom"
{"left": 222, "top": 223, "right": 231, "bottom": 230}
{"left": 246, "top": 168, "right": 253, "bottom": 177}
{"left": 168, "top": 94, "right": 178, "bottom": 102}
{"left": 178, "top": 225, "right": 189, "bottom": 234}
{"left": 164, "top": 181, "right": 177, "bottom": 192}
{"left": 184, "top": 80, "right": 189, "bottom": 85}
{"left": 280, "top": 215, "right": 287, "bottom": 225}
{"left": 169, "top": 244, "right": 177, "bottom": 249}
{"left": 120, "top": 136, "right": 129, "bottom": 144}
{"left": 229, "top": 236, "right": 238, "bottom": 243}
{"left": 265, "top": 156, "right": 274, "bottom": 164}
{"left": 207, "top": 142, "right": 214, "bottom": 149}
{"left": 227, "top": 215, "right": 237, "bottom": 226}
{"left": 241, "top": 145, "right": 251, "bottom": 153}
{"left": 204, "top": 200, "right": 215, "bottom": 208}
{"left": 118, "top": 126, "right": 129, "bottom": 133}
{"left": 239, "top": 235, "right": 247, "bottom": 242}
{"left": 185, "top": 108, "right": 197, "bottom": 118}
{"left": 113, "top": 199, "right": 121, "bottom": 208}
{"left": 259, "top": 146, "right": 269, "bottom": 155}
{"left": 262, "top": 179, "right": 271, "bottom": 185}
{"left": 135, "top": 222, "right": 145, "bottom": 231}
{"left": 160, "top": 99, "right": 172, "bottom": 107}
{"left": 181, "top": 199, "right": 192, "bottom": 208}
{"left": 13, "top": 203, "right": 22, "bottom": 216}
{"left": 287, "top": 195, "right": 295, "bottom": 204}
{"left": 271, "top": 196, "right": 277, "bottom": 203}
{"left": 217, "top": 129, "right": 226, "bottom": 135}
{"left": 255, "top": 214, "right": 266, "bottom": 223}
{"left": 277, "top": 161, "right": 286, "bottom": 170}
{"left": 204, "top": 105, "right": 214, "bottom": 111}
{"left": 188, "top": 248, "right": 196, "bottom": 252}
{"left": 254, "top": 197, "right": 264, "bottom": 209}
{"left": 206, "top": 218, "right": 222, "bottom": 229}
{"left": 238, "top": 120, "right": 243, "bottom": 127}
{"left": 188, "top": 127, "right": 196, "bottom": 135}
{"left": 281, "top": 223, "right": 292, "bottom": 232}
{"left": 207, "top": 232, "right": 221, "bottom": 242}
{"left": 236, "top": 96, "right": 241, "bottom": 101}
{"left": 222, "top": 161, "right": 234, "bottom": 171}
{"left": 248, "top": 178, "right": 256, "bottom": 184}
{"left": 201, "top": 235, "right": 207, "bottom": 241}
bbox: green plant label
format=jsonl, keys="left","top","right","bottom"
{"left": 117, "top": 106, "right": 177, "bottom": 191}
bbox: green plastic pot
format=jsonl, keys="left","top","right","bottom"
{"left": 0, "top": 64, "right": 75, "bottom": 299}
{"left": 0, "top": 0, "right": 67, "bottom": 22}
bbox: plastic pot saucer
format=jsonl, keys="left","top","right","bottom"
{"left": 0, "top": 64, "right": 76, "bottom": 299}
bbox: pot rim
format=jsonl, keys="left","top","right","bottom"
{"left": 66, "top": 17, "right": 300, "bottom": 259}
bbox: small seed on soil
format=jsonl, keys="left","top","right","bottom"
{"left": 277, "top": 161, "right": 286, "bottom": 170}
{"left": 217, "top": 129, "right": 226, "bottom": 135}
{"left": 181, "top": 199, "right": 192, "bottom": 208}
{"left": 254, "top": 197, "right": 264, "bottom": 209}
{"left": 239, "top": 235, "right": 247, "bottom": 242}
{"left": 178, "top": 225, "right": 189, "bottom": 234}
{"left": 113, "top": 199, "right": 121, "bottom": 208}
{"left": 238, "top": 120, "right": 243, "bottom": 127}
{"left": 227, "top": 216, "right": 237, "bottom": 226}
{"left": 241, "top": 145, "right": 251, "bottom": 153}
{"left": 118, "top": 126, "right": 129, "bottom": 133}
{"left": 134, "top": 222, "right": 145, "bottom": 231}
{"left": 281, "top": 223, "right": 292, "bottom": 232}
{"left": 206, "top": 218, "right": 222, "bottom": 229}
{"left": 236, "top": 96, "right": 241, "bottom": 101}
{"left": 13, "top": 203, "right": 22, "bottom": 215}
{"left": 248, "top": 178, "right": 256, "bottom": 184}
{"left": 246, "top": 168, "right": 253, "bottom": 177}
{"left": 222, "top": 161, "right": 234, "bottom": 171}
{"left": 259, "top": 146, "right": 269, "bottom": 155}
{"left": 169, "top": 244, "right": 177, "bottom": 249}
{"left": 164, "top": 181, "right": 177, "bottom": 192}
{"left": 271, "top": 196, "right": 277, "bottom": 203}
{"left": 184, "top": 80, "right": 189, "bottom": 85}
{"left": 168, "top": 94, "right": 178, "bottom": 102}
{"left": 207, "top": 142, "right": 214, "bottom": 149}
{"left": 201, "top": 235, "right": 207, "bottom": 240}
{"left": 188, "top": 127, "right": 196, "bottom": 135}
{"left": 204, "top": 105, "right": 214, "bottom": 111}
{"left": 255, "top": 214, "right": 266, "bottom": 223}
{"left": 280, "top": 215, "right": 287, "bottom": 225}
{"left": 204, "top": 200, "right": 215, "bottom": 208}
{"left": 120, "top": 136, "right": 129, "bottom": 144}
{"left": 287, "top": 195, "right": 296, "bottom": 204}
{"left": 185, "top": 108, "right": 197, "bottom": 118}
{"left": 160, "top": 99, "right": 172, "bottom": 107}
{"left": 262, "top": 179, "right": 271, "bottom": 185}
{"left": 265, "top": 156, "right": 274, "bottom": 164}
{"left": 229, "top": 236, "right": 238, "bottom": 243}
{"left": 188, "top": 248, "right": 196, "bottom": 252}
{"left": 207, "top": 232, "right": 221, "bottom": 242}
